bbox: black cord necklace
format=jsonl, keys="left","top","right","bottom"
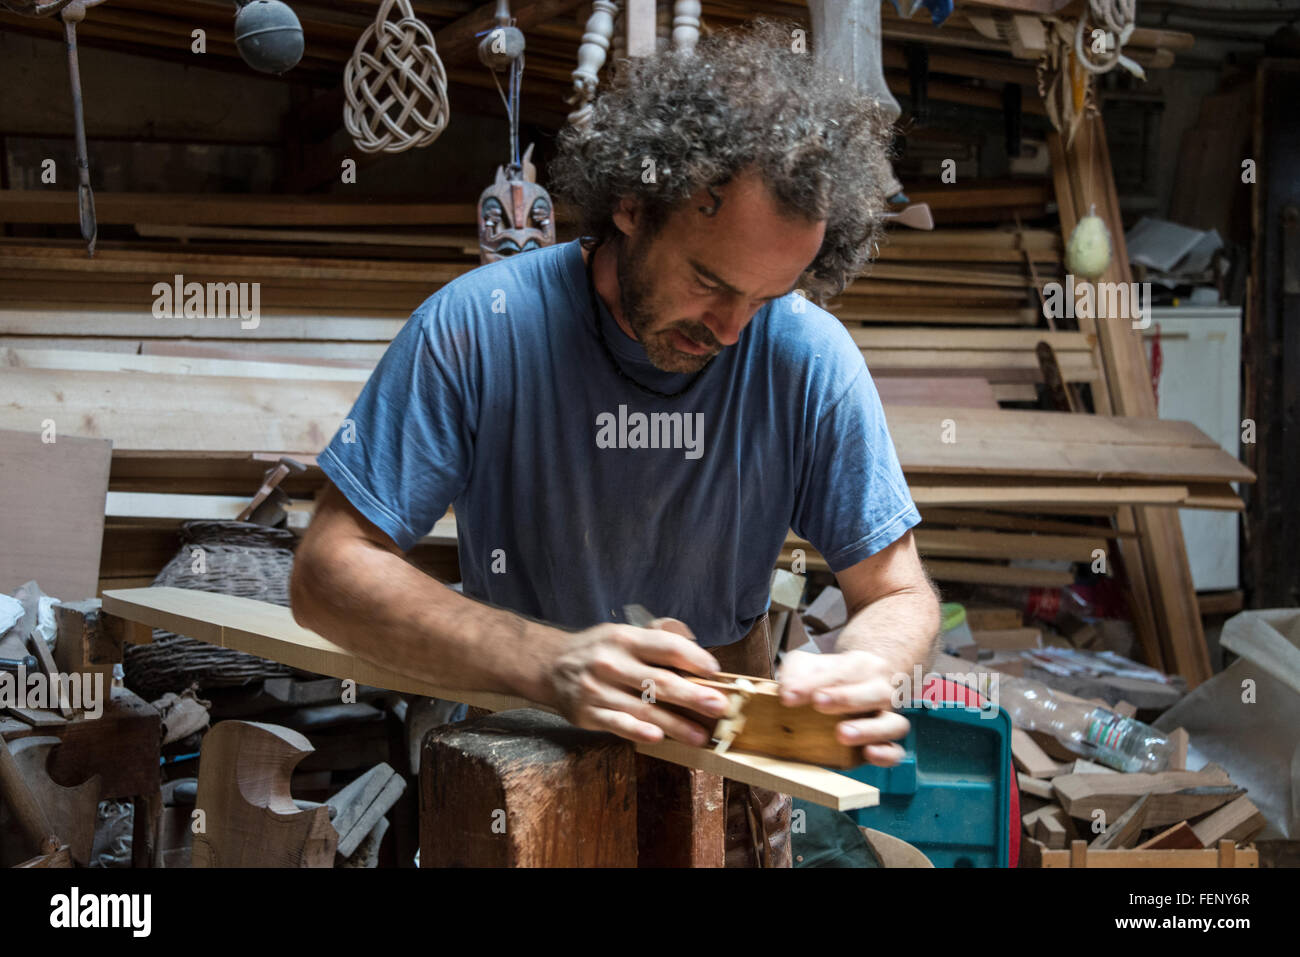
{"left": 584, "top": 240, "right": 711, "bottom": 401}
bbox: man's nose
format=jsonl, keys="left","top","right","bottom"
{"left": 703, "top": 299, "right": 756, "bottom": 346}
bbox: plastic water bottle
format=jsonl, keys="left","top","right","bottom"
{"left": 1080, "top": 707, "right": 1174, "bottom": 772}
{"left": 996, "top": 673, "right": 1173, "bottom": 772}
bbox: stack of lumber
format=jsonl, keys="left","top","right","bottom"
{"left": 0, "top": 326, "right": 1248, "bottom": 600}
{"left": 854, "top": 329, "right": 1096, "bottom": 407}
{"left": 780, "top": 405, "right": 1249, "bottom": 587}
{"left": 839, "top": 226, "right": 1058, "bottom": 323}
{"left": 0, "top": 190, "right": 483, "bottom": 268}
{"left": 832, "top": 224, "right": 1072, "bottom": 406}
{"left": 0, "top": 166, "right": 1249, "bottom": 688}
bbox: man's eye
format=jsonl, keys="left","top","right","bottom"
{"left": 693, "top": 276, "right": 719, "bottom": 293}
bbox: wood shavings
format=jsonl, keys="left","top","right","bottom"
{"left": 713, "top": 677, "right": 755, "bottom": 755}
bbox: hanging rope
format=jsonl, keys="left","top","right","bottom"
{"left": 343, "top": 0, "right": 451, "bottom": 154}
{"left": 488, "top": 41, "right": 524, "bottom": 168}
{"left": 1073, "top": 0, "right": 1145, "bottom": 79}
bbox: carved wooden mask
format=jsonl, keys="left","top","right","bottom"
{"left": 477, "top": 145, "right": 555, "bottom": 263}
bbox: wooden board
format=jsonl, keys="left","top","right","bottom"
{"left": 973, "top": 628, "right": 1042, "bottom": 651}
{"left": 1012, "top": 727, "right": 1066, "bottom": 778}
{"left": 190, "top": 720, "right": 336, "bottom": 868}
{"left": 99, "top": 587, "right": 878, "bottom": 811}
{"left": 909, "top": 481, "right": 1240, "bottom": 510}
{"left": 1041, "top": 839, "right": 1257, "bottom": 868}
{"left": 1189, "top": 795, "right": 1266, "bottom": 846}
{"left": 1017, "top": 773, "right": 1055, "bottom": 800}
{"left": 865, "top": 349, "right": 1098, "bottom": 383}
{"left": 887, "top": 406, "right": 1253, "bottom": 484}
{"left": 0, "top": 368, "right": 356, "bottom": 452}
{"left": 921, "top": 561, "right": 1074, "bottom": 588}
{"left": 849, "top": 329, "right": 1091, "bottom": 352}
{"left": 873, "top": 377, "right": 999, "bottom": 409}
{"left": 1137, "top": 821, "right": 1203, "bottom": 850}
{"left": 920, "top": 509, "right": 1132, "bottom": 539}
{"left": 915, "top": 529, "right": 1106, "bottom": 562}
{"left": 4, "top": 347, "right": 373, "bottom": 382}
{"left": 0, "top": 307, "right": 404, "bottom": 342}
{"left": 0, "top": 429, "right": 111, "bottom": 599}
{"left": 1091, "top": 794, "right": 1150, "bottom": 850}
{"left": 0, "top": 360, "right": 1250, "bottom": 509}
{"left": 0, "top": 190, "right": 479, "bottom": 228}
{"left": 802, "top": 587, "right": 847, "bottom": 633}
{"left": 1052, "top": 769, "right": 1242, "bottom": 828}
{"left": 106, "top": 491, "right": 313, "bottom": 527}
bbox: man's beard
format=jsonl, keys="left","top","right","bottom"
{"left": 614, "top": 234, "right": 721, "bottom": 374}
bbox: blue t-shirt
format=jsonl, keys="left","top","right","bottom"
{"left": 318, "top": 239, "right": 920, "bottom": 648}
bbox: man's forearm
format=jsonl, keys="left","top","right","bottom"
{"left": 290, "top": 539, "right": 566, "bottom": 705}
{"left": 833, "top": 584, "right": 941, "bottom": 676}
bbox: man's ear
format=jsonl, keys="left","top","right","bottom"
{"left": 611, "top": 195, "right": 641, "bottom": 238}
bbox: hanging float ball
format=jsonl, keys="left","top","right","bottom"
{"left": 1065, "top": 212, "right": 1113, "bottom": 281}
{"left": 477, "top": 25, "right": 526, "bottom": 71}
{"left": 234, "top": 0, "right": 305, "bottom": 75}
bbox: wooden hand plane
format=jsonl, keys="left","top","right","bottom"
{"left": 622, "top": 605, "right": 865, "bottom": 769}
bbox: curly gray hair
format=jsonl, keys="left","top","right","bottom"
{"left": 548, "top": 19, "right": 895, "bottom": 301}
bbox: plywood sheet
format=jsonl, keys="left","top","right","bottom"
{"left": 0, "top": 429, "right": 110, "bottom": 600}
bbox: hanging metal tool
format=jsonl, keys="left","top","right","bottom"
{"left": 61, "top": 1, "right": 101, "bottom": 256}
{"left": 2, "top": 0, "right": 107, "bottom": 256}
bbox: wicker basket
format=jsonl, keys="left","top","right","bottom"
{"left": 123, "top": 521, "right": 309, "bottom": 700}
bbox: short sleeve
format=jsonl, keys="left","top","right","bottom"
{"left": 317, "top": 301, "right": 477, "bottom": 552}
{"left": 790, "top": 365, "right": 921, "bottom": 572}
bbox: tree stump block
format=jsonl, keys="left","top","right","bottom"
{"left": 419, "top": 709, "right": 636, "bottom": 867}
{"left": 636, "top": 754, "right": 725, "bottom": 867}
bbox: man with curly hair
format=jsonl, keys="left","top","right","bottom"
{"left": 292, "top": 21, "right": 940, "bottom": 867}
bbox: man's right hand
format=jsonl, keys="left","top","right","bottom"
{"left": 545, "top": 618, "right": 731, "bottom": 746}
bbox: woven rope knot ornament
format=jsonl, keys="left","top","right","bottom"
{"left": 344, "top": 0, "right": 450, "bottom": 154}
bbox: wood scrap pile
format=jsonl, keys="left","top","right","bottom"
{"left": 1014, "top": 734, "right": 1265, "bottom": 868}
{"left": 927, "top": 647, "right": 1265, "bottom": 868}
{"left": 768, "top": 574, "right": 847, "bottom": 658}
{"left": 0, "top": 590, "right": 415, "bottom": 868}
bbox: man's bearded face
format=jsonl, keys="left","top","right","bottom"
{"left": 606, "top": 169, "right": 828, "bottom": 375}
{"left": 614, "top": 232, "right": 723, "bottom": 375}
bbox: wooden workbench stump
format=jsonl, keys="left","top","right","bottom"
{"left": 635, "top": 754, "right": 725, "bottom": 867}
{"left": 419, "top": 709, "right": 636, "bottom": 867}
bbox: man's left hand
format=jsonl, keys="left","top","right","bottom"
{"left": 776, "top": 648, "right": 910, "bottom": 767}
